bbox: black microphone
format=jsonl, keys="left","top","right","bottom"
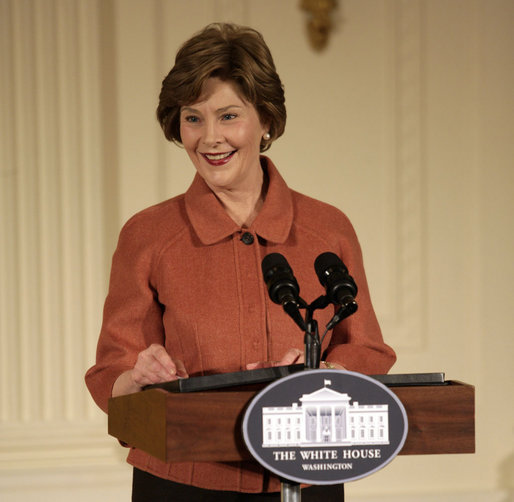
{"left": 314, "top": 252, "right": 358, "bottom": 329}
{"left": 261, "top": 253, "right": 306, "bottom": 331}
{"left": 314, "top": 252, "right": 357, "bottom": 305}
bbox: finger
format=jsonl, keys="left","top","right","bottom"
{"left": 131, "top": 365, "right": 165, "bottom": 387}
{"left": 147, "top": 344, "right": 180, "bottom": 377}
{"left": 173, "top": 359, "right": 189, "bottom": 378}
{"left": 277, "top": 348, "right": 303, "bottom": 366}
{"left": 321, "top": 360, "right": 346, "bottom": 370}
{"left": 135, "top": 345, "right": 175, "bottom": 383}
{"left": 246, "top": 361, "right": 274, "bottom": 370}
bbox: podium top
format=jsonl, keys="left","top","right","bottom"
{"left": 144, "top": 364, "right": 446, "bottom": 393}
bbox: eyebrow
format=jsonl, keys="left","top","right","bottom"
{"left": 181, "top": 104, "right": 244, "bottom": 114}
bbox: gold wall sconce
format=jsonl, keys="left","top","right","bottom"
{"left": 301, "top": 0, "right": 338, "bottom": 51}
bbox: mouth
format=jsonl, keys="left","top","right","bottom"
{"left": 201, "top": 150, "right": 236, "bottom": 166}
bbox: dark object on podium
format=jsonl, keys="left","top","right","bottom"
{"left": 372, "top": 372, "right": 446, "bottom": 386}
{"left": 109, "top": 368, "right": 474, "bottom": 463}
{"left": 144, "top": 364, "right": 305, "bottom": 392}
{"left": 143, "top": 364, "right": 446, "bottom": 393}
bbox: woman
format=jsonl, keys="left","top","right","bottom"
{"left": 85, "top": 23, "right": 396, "bottom": 501}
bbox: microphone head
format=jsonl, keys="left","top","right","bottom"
{"left": 314, "top": 252, "right": 344, "bottom": 281}
{"left": 261, "top": 253, "right": 300, "bottom": 305}
{"left": 314, "top": 252, "right": 357, "bottom": 303}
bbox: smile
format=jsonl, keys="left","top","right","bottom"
{"left": 201, "top": 150, "right": 236, "bottom": 166}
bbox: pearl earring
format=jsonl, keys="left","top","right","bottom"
{"left": 263, "top": 132, "right": 271, "bottom": 141}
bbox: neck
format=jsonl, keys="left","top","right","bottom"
{"left": 213, "top": 169, "right": 268, "bottom": 227}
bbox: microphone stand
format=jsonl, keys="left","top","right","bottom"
{"left": 304, "top": 311, "right": 321, "bottom": 370}
{"left": 303, "top": 293, "right": 332, "bottom": 370}
{"left": 280, "top": 299, "right": 325, "bottom": 501}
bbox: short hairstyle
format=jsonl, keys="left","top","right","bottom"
{"left": 156, "top": 23, "right": 286, "bottom": 152}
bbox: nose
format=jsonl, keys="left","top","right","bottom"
{"left": 202, "top": 118, "right": 224, "bottom": 147}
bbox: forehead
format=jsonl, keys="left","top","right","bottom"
{"left": 186, "top": 77, "right": 248, "bottom": 108}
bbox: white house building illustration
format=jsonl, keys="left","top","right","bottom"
{"left": 262, "top": 380, "right": 389, "bottom": 447}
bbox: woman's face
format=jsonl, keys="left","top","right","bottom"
{"left": 179, "top": 78, "right": 268, "bottom": 193}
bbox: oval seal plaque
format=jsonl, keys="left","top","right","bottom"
{"left": 242, "top": 369, "right": 408, "bottom": 485}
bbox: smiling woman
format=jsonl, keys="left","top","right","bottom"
{"left": 85, "top": 22, "right": 395, "bottom": 502}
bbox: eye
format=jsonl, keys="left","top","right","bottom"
{"left": 221, "top": 113, "right": 237, "bottom": 121}
{"left": 184, "top": 115, "right": 200, "bottom": 123}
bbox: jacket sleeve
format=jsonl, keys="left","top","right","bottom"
{"left": 85, "top": 217, "right": 165, "bottom": 413}
{"left": 323, "top": 213, "right": 396, "bottom": 375}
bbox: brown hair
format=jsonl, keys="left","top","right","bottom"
{"left": 156, "top": 23, "right": 286, "bottom": 152}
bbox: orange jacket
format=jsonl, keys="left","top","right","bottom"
{"left": 85, "top": 157, "right": 396, "bottom": 492}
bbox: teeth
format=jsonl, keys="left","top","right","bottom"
{"left": 204, "top": 152, "right": 233, "bottom": 161}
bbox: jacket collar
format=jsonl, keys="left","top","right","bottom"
{"left": 184, "top": 156, "right": 294, "bottom": 245}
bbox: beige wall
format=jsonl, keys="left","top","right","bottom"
{"left": 1, "top": 0, "right": 513, "bottom": 500}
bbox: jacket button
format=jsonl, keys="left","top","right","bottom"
{"left": 241, "top": 232, "right": 254, "bottom": 245}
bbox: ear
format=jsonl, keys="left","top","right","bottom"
{"left": 259, "top": 113, "right": 270, "bottom": 132}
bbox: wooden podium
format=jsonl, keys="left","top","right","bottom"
{"left": 108, "top": 377, "right": 475, "bottom": 463}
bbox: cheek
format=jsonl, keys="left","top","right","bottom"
{"left": 179, "top": 127, "right": 196, "bottom": 151}
{"left": 237, "top": 125, "right": 265, "bottom": 150}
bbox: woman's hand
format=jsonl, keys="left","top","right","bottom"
{"left": 246, "top": 348, "right": 346, "bottom": 371}
{"left": 112, "top": 344, "right": 188, "bottom": 397}
{"left": 319, "top": 360, "right": 346, "bottom": 370}
{"left": 246, "top": 348, "right": 304, "bottom": 370}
